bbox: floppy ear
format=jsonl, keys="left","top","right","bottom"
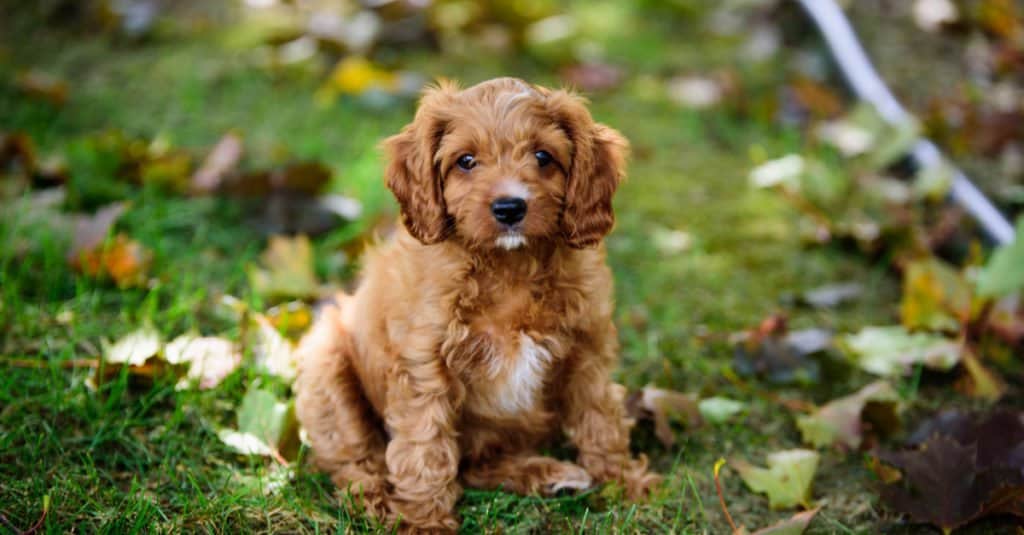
{"left": 382, "top": 84, "right": 457, "bottom": 244}
{"left": 547, "top": 91, "right": 629, "bottom": 249}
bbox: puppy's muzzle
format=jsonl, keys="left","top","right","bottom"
{"left": 491, "top": 197, "right": 527, "bottom": 226}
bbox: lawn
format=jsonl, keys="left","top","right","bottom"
{"left": 2, "top": 2, "right": 1022, "bottom": 534}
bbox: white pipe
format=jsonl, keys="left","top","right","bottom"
{"left": 796, "top": 0, "right": 1016, "bottom": 245}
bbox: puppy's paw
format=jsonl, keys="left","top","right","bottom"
{"left": 335, "top": 478, "right": 389, "bottom": 520}
{"left": 543, "top": 462, "right": 594, "bottom": 495}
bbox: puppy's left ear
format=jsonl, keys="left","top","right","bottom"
{"left": 548, "top": 91, "right": 629, "bottom": 249}
{"left": 382, "top": 84, "right": 457, "bottom": 244}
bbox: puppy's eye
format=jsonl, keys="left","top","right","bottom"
{"left": 456, "top": 154, "right": 476, "bottom": 170}
{"left": 534, "top": 150, "right": 553, "bottom": 168}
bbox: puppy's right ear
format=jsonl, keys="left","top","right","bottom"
{"left": 382, "top": 83, "right": 457, "bottom": 245}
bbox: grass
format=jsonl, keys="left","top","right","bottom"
{"left": 0, "top": 4, "right": 966, "bottom": 534}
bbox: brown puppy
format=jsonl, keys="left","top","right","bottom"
{"left": 294, "top": 77, "right": 660, "bottom": 533}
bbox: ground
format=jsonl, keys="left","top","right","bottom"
{"left": 0, "top": 3, "right": 1016, "bottom": 534}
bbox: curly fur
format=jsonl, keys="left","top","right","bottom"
{"left": 294, "top": 78, "right": 661, "bottom": 533}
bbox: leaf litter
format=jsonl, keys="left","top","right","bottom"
{"left": 873, "top": 409, "right": 1024, "bottom": 533}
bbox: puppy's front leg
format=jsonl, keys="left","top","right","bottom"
{"left": 561, "top": 326, "right": 662, "bottom": 500}
{"left": 384, "top": 338, "right": 463, "bottom": 533}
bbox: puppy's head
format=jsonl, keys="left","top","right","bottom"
{"left": 382, "top": 77, "right": 627, "bottom": 251}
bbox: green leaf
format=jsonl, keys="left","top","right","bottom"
{"left": 698, "top": 397, "right": 746, "bottom": 424}
{"left": 233, "top": 386, "right": 300, "bottom": 460}
{"left": 976, "top": 217, "right": 1024, "bottom": 298}
{"left": 841, "top": 326, "right": 961, "bottom": 376}
{"left": 733, "top": 449, "right": 820, "bottom": 510}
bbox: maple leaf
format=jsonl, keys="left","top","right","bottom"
{"left": 876, "top": 410, "right": 1024, "bottom": 532}
{"left": 876, "top": 436, "right": 1024, "bottom": 533}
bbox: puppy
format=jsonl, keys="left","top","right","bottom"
{"left": 295, "top": 77, "right": 661, "bottom": 533}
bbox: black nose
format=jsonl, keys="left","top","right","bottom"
{"left": 491, "top": 197, "right": 527, "bottom": 225}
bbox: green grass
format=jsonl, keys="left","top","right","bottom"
{"left": 0, "top": 5, "right": 954, "bottom": 534}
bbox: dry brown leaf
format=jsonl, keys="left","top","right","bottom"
{"left": 625, "top": 386, "right": 701, "bottom": 447}
{"left": 15, "top": 70, "right": 69, "bottom": 105}
{"left": 191, "top": 133, "right": 244, "bottom": 194}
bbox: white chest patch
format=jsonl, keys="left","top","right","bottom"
{"left": 487, "top": 333, "right": 552, "bottom": 415}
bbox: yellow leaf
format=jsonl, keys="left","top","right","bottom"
{"left": 318, "top": 56, "right": 397, "bottom": 103}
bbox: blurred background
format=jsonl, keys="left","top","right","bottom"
{"left": 2, "top": 1, "right": 1024, "bottom": 533}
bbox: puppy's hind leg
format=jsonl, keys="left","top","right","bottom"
{"left": 295, "top": 302, "right": 388, "bottom": 519}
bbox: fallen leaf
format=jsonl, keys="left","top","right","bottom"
{"left": 624, "top": 386, "right": 701, "bottom": 447}
{"left": 248, "top": 235, "right": 320, "bottom": 301}
{"left": 263, "top": 301, "right": 314, "bottom": 340}
{"left": 318, "top": 194, "right": 363, "bottom": 220}
{"left": 235, "top": 386, "right": 300, "bottom": 460}
{"left": 796, "top": 381, "right": 900, "bottom": 450}
{"left": 816, "top": 120, "right": 875, "bottom": 157}
{"left": 904, "top": 409, "right": 1024, "bottom": 469}
{"left": 959, "top": 350, "right": 1006, "bottom": 402}
{"left": 900, "top": 257, "right": 971, "bottom": 332}
{"left": 164, "top": 334, "right": 241, "bottom": 390}
{"left": 976, "top": 216, "right": 1024, "bottom": 298}
{"left": 15, "top": 70, "right": 69, "bottom": 105}
{"left": 104, "top": 327, "right": 162, "bottom": 367}
{"left": 749, "top": 155, "right": 804, "bottom": 190}
{"left": 191, "top": 133, "right": 244, "bottom": 194}
{"left": 733, "top": 449, "right": 820, "bottom": 510}
{"left": 251, "top": 314, "right": 298, "bottom": 381}
{"left": 913, "top": 0, "right": 959, "bottom": 32}
{"left": 750, "top": 506, "right": 821, "bottom": 535}
{"left": 88, "top": 326, "right": 166, "bottom": 390}
{"left": 841, "top": 326, "right": 961, "bottom": 376}
{"left": 876, "top": 435, "right": 1024, "bottom": 533}
{"left": 77, "top": 233, "right": 154, "bottom": 288}
{"left": 218, "top": 429, "right": 275, "bottom": 456}
{"left": 733, "top": 315, "right": 831, "bottom": 385}
{"left": 316, "top": 56, "right": 397, "bottom": 103}
{"left": 698, "top": 397, "right": 746, "bottom": 424}
{"left": 985, "top": 296, "right": 1024, "bottom": 346}
{"left": 799, "top": 282, "right": 863, "bottom": 309}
